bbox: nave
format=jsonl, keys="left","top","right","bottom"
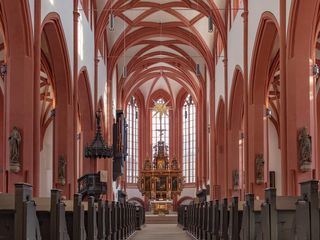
{"left": 131, "top": 224, "right": 191, "bottom": 240}
{"left": 2, "top": 0, "right": 320, "bottom": 239}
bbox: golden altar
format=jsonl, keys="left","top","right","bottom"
{"left": 137, "top": 140, "right": 184, "bottom": 211}
{"left": 150, "top": 200, "right": 173, "bottom": 215}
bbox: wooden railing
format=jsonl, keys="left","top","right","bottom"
{"left": 178, "top": 180, "right": 319, "bottom": 240}
{"left": 0, "top": 183, "right": 145, "bottom": 240}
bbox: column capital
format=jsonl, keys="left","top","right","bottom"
{"left": 73, "top": 11, "right": 80, "bottom": 21}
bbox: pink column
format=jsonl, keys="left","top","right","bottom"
{"left": 33, "top": 0, "right": 41, "bottom": 196}
{"left": 73, "top": 0, "right": 80, "bottom": 197}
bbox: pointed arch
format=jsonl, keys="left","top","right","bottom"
{"left": 39, "top": 14, "right": 73, "bottom": 197}
{"left": 78, "top": 68, "right": 95, "bottom": 175}
{"left": 249, "top": 12, "right": 281, "bottom": 197}
{"left": 216, "top": 98, "right": 226, "bottom": 199}
{"left": 228, "top": 67, "right": 244, "bottom": 197}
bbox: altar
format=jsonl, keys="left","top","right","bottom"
{"left": 150, "top": 199, "right": 173, "bottom": 215}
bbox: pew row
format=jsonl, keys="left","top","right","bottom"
{"left": 178, "top": 180, "right": 320, "bottom": 240}
{"left": 0, "top": 183, "right": 145, "bottom": 240}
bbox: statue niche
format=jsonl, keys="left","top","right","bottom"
{"left": 9, "top": 127, "right": 22, "bottom": 173}
{"left": 298, "top": 127, "right": 312, "bottom": 172}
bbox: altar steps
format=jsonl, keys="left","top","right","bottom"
{"left": 145, "top": 214, "right": 178, "bottom": 224}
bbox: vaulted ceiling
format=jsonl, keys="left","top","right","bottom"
{"left": 96, "top": 0, "right": 227, "bottom": 106}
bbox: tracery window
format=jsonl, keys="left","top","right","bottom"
{"left": 152, "top": 98, "right": 170, "bottom": 153}
{"left": 126, "top": 96, "right": 139, "bottom": 183}
{"left": 183, "top": 95, "right": 196, "bottom": 183}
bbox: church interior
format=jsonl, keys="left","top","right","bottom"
{"left": 0, "top": 0, "right": 320, "bottom": 239}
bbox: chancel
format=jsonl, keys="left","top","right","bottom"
{"left": 1, "top": 0, "right": 320, "bottom": 239}
{"left": 138, "top": 100, "right": 184, "bottom": 215}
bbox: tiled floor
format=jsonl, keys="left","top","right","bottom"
{"left": 131, "top": 224, "right": 192, "bottom": 240}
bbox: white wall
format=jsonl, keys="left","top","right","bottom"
{"left": 268, "top": 120, "right": 282, "bottom": 195}
{"left": 98, "top": 51, "right": 107, "bottom": 100}
{"left": 41, "top": 0, "right": 97, "bottom": 105}
{"left": 112, "top": 69, "right": 117, "bottom": 118}
{"left": 247, "top": 0, "right": 280, "bottom": 72}
{"left": 78, "top": 10, "right": 95, "bottom": 103}
{"left": 227, "top": 12, "right": 244, "bottom": 101}
{"left": 39, "top": 122, "right": 53, "bottom": 197}
{"left": 286, "top": 0, "right": 293, "bottom": 32}
{"left": 215, "top": 59, "right": 225, "bottom": 115}
{"left": 127, "top": 187, "right": 144, "bottom": 200}
{"left": 28, "top": 0, "right": 34, "bottom": 32}
{"left": 41, "top": 0, "right": 74, "bottom": 74}
{"left": 179, "top": 187, "right": 196, "bottom": 200}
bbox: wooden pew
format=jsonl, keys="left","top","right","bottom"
{"left": 0, "top": 193, "right": 15, "bottom": 239}
{"left": 228, "top": 197, "right": 243, "bottom": 240}
{"left": 97, "top": 199, "right": 106, "bottom": 240}
{"left": 295, "top": 180, "right": 320, "bottom": 239}
{"left": 86, "top": 196, "right": 98, "bottom": 240}
{"left": 105, "top": 201, "right": 112, "bottom": 240}
{"left": 219, "top": 198, "right": 229, "bottom": 239}
{"left": 239, "top": 194, "right": 263, "bottom": 240}
{"left": 203, "top": 202, "right": 209, "bottom": 239}
{"left": 260, "top": 188, "right": 297, "bottom": 240}
{"left": 36, "top": 189, "right": 70, "bottom": 240}
{"left": 0, "top": 184, "right": 140, "bottom": 240}
{"left": 110, "top": 201, "right": 117, "bottom": 240}
{"left": 0, "top": 183, "right": 41, "bottom": 240}
{"left": 206, "top": 201, "right": 213, "bottom": 240}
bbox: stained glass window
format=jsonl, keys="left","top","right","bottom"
{"left": 183, "top": 95, "right": 196, "bottom": 183}
{"left": 126, "top": 96, "right": 139, "bottom": 183}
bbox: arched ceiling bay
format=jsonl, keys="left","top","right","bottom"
{"left": 96, "top": 0, "right": 227, "bottom": 105}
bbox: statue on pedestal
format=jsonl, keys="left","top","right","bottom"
{"left": 144, "top": 158, "right": 152, "bottom": 170}
{"left": 255, "top": 154, "right": 264, "bottom": 184}
{"left": 9, "top": 127, "right": 21, "bottom": 173}
{"left": 298, "top": 127, "right": 312, "bottom": 172}
{"left": 58, "top": 156, "right": 67, "bottom": 186}
{"left": 232, "top": 170, "right": 239, "bottom": 190}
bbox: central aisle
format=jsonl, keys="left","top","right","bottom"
{"left": 131, "top": 224, "right": 192, "bottom": 240}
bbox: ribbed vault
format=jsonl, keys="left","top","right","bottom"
{"left": 96, "top": 0, "right": 227, "bottom": 104}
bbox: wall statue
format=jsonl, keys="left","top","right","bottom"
{"left": 255, "top": 154, "right": 264, "bottom": 184}
{"left": 232, "top": 170, "right": 239, "bottom": 190}
{"left": 9, "top": 127, "right": 22, "bottom": 173}
{"left": 171, "top": 157, "right": 179, "bottom": 170}
{"left": 58, "top": 156, "right": 67, "bottom": 186}
{"left": 144, "top": 158, "right": 152, "bottom": 170}
{"left": 298, "top": 127, "right": 312, "bottom": 172}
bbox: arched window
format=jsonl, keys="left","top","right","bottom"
{"left": 152, "top": 98, "right": 170, "bottom": 152}
{"left": 126, "top": 96, "right": 139, "bottom": 183}
{"left": 183, "top": 95, "right": 196, "bottom": 183}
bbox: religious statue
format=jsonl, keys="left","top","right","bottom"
{"left": 298, "top": 127, "right": 312, "bottom": 172}
{"left": 96, "top": 109, "right": 102, "bottom": 128}
{"left": 171, "top": 157, "right": 179, "bottom": 170}
{"left": 255, "top": 154, "right": 264, "bottom": 184}
{"left": 58, "top": 156, "right": 67, "bottom": 186}
{"left": 144, "top": 158, "right": 152, "bottom": 170}
{"left": 9, "top": 127, "right": 21, "bottom": 173}
{"left": 157, "top": 159, "right": 165, "bottom": 170}
{"left": 232, "top": 170, "right": 239, "bottom": 190}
